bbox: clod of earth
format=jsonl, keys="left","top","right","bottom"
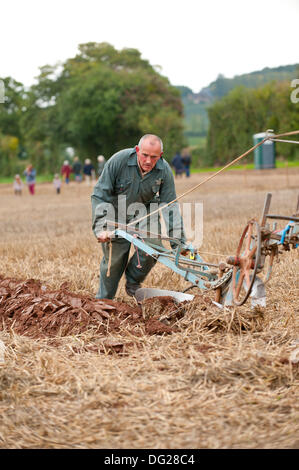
{"left": 0, "top": 276, "right": 187, "bottom": 340}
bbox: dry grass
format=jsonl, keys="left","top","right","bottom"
{"left": 0, "top": 168, "right": 298, "bottom": 449}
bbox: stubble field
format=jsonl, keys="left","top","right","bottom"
{"left": 0, "top": 167, "right": 298, "bottom": 449}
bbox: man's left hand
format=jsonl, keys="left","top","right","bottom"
{"left": 180, "top": 243, "right": 195, "bottom": 258}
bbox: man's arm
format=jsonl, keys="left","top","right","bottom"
{"left": 159, "top": 162, "right": 187, "bottom": 246}
{"left": 91, "top": 159, "right": 117, "bottom": 239}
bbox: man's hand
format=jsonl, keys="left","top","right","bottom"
{"left": 97, "top": 231, "right": 114, "bottom": 243}
{"left": 180, "top": 243, "right": 195, "bottom": 258}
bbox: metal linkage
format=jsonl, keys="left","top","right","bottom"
{"left": 114, "top": 228, "right": 219, "bottom": 291}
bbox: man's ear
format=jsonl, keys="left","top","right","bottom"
{"left": 135, "top": 145, "right": 139, "bottom": 152}
{"left": 160, "top": 152, "right": 164, "bottom": 157}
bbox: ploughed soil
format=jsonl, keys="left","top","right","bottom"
{"left": 0, "top": 276, "right": 194, "bottom": 340}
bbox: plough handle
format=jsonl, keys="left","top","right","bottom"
{"left": 260, "top": 193, "right": 272, "bottom": 227}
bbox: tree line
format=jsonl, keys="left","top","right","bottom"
{"left": 0, "top": 42, "right": 186, "bottom": 177}
{"left": 1, "top": 43, "right": 298, "bottom": 177}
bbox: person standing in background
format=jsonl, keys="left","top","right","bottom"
{"left": 97, "top": 155, "right": 106, "bottom": 177}
{"left": 72, "top": 156, "right": 82, "bottom": 183}
{"left": 171, "top": 151, "right": 184, "bottom": 178}
{"left": 61, "top": 160, "right": 72, "bottom": 184}
{"left": 83, "top": 158, "right": 94, "bottom": 185}
{"left": 23, "top": 164, "right": 36, "bottom": 195}
{"left": 182, "top": 151, "right": 192, "bottom": 177}
{"left": 13, "top": 174, "right": 23, "bottom": 195}
{"left": 53, "top": 173, "right": 62, "bottom": 194}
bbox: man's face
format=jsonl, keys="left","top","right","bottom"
{"left": 136, "top": 140, "right": 162, "bottom": 173}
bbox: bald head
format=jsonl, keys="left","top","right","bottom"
{"left": 136, "top": 134, "right": 163, "bottom": 174}
{"left": 138, "top": 134, "right": 163, "bottom": 153}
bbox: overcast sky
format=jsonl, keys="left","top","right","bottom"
{"left": 1, "top": 0, "right": 298, "bottom": 92}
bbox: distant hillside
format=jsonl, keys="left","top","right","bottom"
{"left": 203, "top": 64, "right": 299, "bottom": 100}
{"left": 176, "top": 63, "right": 299, "bottom": 144}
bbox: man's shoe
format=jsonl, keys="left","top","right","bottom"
{"left": 125, "top": 283, "right": 141, "bottom": 297}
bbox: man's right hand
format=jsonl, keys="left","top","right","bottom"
{"left": 97, "top": 231, "right": 114, "bottom": 243}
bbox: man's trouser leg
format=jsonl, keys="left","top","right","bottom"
{"left": 97, "top": 238, "right": 131, "bottom": 299}
{"left": 125, "top": 238, "right": 163, "bottom": 286}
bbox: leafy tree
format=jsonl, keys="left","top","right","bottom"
{"left": 0, "top": 77, "right": 26, "bottom": 138}
{"left": 206, "top": 81, "right": 299, "bottom": 165}
{"left": 22, "top": 42, "right": 185, "bottom": 168}
{"left": 0, "top": 77, "right": 28, "bottom": 176}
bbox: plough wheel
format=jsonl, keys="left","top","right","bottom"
{"left": 232, "top": 220, "right": 261, "bottom": 306}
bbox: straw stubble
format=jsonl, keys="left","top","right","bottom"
{"left": 0, "top": 168, "right": 298, "bottom": 448}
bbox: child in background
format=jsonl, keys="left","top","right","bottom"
{"left": 23, "top": 164, "right": 36, "bottom": 195}
{"left": 53, "top": 174, "right": 62, "bottom": 194}
{"left": 61, "top": 160, "right": 72, "bottom": 184}
{"left": 13, "top": 174, "right": 23, "bottom": 195}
